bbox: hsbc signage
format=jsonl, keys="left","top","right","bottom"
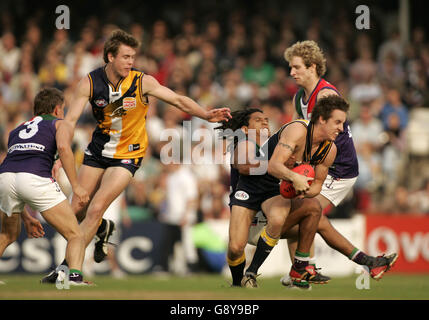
{"left": 0, "top": 221, "right": 166, "bottom": 274}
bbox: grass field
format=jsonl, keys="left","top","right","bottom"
{"left": 0, "top": 273, "right": 428, "bottom": 300}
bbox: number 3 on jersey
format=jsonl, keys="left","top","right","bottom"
{"left": 19, "top": 116, "right": 43, "bottom": 139}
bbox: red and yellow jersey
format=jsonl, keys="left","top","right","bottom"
{"left": 294, "top": 78, "right": 339, "bottom": 120}
{"left": 87, "top": 66, "right": 149, "bottom": 159}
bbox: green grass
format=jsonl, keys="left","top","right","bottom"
{"left": 0, "top": 273, "right": 428, "bottom": 300}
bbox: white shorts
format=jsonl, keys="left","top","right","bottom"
{"left": 320, "top": 174, "right": 357, "bottom": 207}
{"left": 247, "top": 211, "right": 267, "bottom": 246}
{"left": 0, "top": 172, "right": 67, "bottom": 217}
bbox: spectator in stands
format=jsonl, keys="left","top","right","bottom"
{"left": 156, "top": 163, "right": 199, "bottom": 275}
{"left": 0, "top": 32, "right": 21, "bottom": 82}
{"left": 379, "top": 87, "right": 409, "bottom": 131}
{"left": 409, "top": 179, "right": 429, "bottom": 214}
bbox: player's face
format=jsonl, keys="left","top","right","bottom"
{"left": 247, "top": 112, "right": 270, "bottom": 138}
{"left": 320, "top": 109, "right": 346, "bottom": 141}
{"left": 289, "top": 56, "right": 314, "bottom": 86}
{"left": 111, "top": 44, "right": 136, "bottom": 78}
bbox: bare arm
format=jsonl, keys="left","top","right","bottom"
{"left": 55, "top": 120, "right": 89, "bottom": 206}
{"left": 268, "top": 123, "right": 312, "bottom": 193}
{"left": 233, "top": 140, "right": 263, "bottom": 175}
{"left": 304, "top": 143, "right": 337, "bottom": 198}
{"left": 64, "top": 76, "right": 91, "bottom": 129}
{"left": 142, "top": 75, "right": 231, "bottom": 122}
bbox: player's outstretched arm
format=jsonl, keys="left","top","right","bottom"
{"left": 142, "top": 75, "right": 231, "bottom": 122}
{"left": 55, "top": 120, "right": 89, "bottom": 207}
{"left": 64, "top": 76, "right": 91, "bottom": 129}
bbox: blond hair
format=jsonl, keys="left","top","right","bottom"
{"left": 284, "top": 40, "right": 327, "bottom": 77}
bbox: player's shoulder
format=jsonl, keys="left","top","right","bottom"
{"left": 316, "top": 79, "right": 340, "bottom": 99}
{"left": 278, "top": 119, "right": 308, "bottom": 139}
{"left": 283, "top": 119, "right": 309, "bottom": 131}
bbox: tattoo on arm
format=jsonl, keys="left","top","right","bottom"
{"left": 278, "top": 142, "right": 294, "bottom": 152}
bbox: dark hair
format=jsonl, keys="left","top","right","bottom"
{"left": 215, "top": 108, "right": 263, "bottom": 153}
{"left": 310, "top": 95, "right": 349, "bottom": 123}
{"left": 215, "top": 108, "right": 263, "bottom": 138}
{"left": 103, "top": 29, "right": 140, "bottom": 63}
{"left": 33, "top": 88, "right": 64, "bottom": 116}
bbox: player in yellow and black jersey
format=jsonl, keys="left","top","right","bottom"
{"left": 41, "top": 29, "right": 231, "bottom": 284}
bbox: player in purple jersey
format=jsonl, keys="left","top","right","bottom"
{"left": 0, "top": 88, "right": 90, "bottom": 285}
{"left": 280, "top": 40, "right": 397, "bottom": 284}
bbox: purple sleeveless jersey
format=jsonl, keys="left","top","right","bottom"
{"left": 330, "top": 120, "right": 359, "bottom": 179}
{"left": 294, "top": 80, "right": 359, "bottom": 179}
{"left": 0, "top": 115, "right": 58, "bottom": 178}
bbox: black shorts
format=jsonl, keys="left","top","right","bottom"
{"left": 229, "top": 187, "right": 280, "bottom": 212}
{"left": 83, "top": 152, "right": 143, "bottom": 176}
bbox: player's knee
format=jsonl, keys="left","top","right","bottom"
{"left": 268, "top": 214, "right": 287, "bottom": 230}
{"left": 307, "top": 198, "right": 322, "bottom": 218}
{"left": 64, "top": 225, "right": 84, "bottom": 242}
{"left": 228, "top": 240, "right": 246, "bottom": 258}
{"left": 86, "top": 202, "right": 105, "bottom": 223}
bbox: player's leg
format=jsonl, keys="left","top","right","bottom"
{"left": 40, "top": 200, "right": 85, "bottom": 279}
{"left": 79, "top": 166, "right": 132, "bottom": 247}
{"left": 44, "top": 164, "right": 103, "bottom": 271}
{"left": 0, "top": 212, "right": 21, "bottom": 257}
{"left": 316, "top": 212, "right": 397, "bottom": 279}
{"left": 0, "top": 173, "right": 23, "bottom": 256}
{"left": 244, "top": 196, "right": 290, "bottom": 280}
{"left": 279, "top": 197, "right": 322, "bottom": 288}
{"left": 70, "top": 164, "right": 105, "bottom": 222}
{"left": 227, "top": 205, "right": 256, "bottom": 287}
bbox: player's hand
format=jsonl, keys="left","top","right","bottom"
{"left": 72, "top": 184, "right": 90, "bottom": 207}
{"left": 24, "top": 217, "right": 45, "bottom": 238}
{"left": 291, "top": 173, "right": 313, "bottom": 195}
{"left": 206, "top": 107, "right": 232, "bottom": 122}
{"left": 52, "top": 159, "right": 63, "bottom": 180}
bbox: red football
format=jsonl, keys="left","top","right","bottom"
{"left": 279, "top": 164, "right": 315, "bottom": 199}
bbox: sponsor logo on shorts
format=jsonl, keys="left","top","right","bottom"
{"left": 121, "top": 159, "right": 132, "bottom": 164}
{"left": 234, "top": 190, "right": 249, "bottom": 201}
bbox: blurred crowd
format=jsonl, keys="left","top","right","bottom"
{"left": 1, "top": 0, "right": 429, "bottom": 245}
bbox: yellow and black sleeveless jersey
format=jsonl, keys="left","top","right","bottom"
{"left": 87, "top": 66, "right": 149, "bottom": 159}
{"left": 276, "top": 119, "right": 333, "bottom": 166}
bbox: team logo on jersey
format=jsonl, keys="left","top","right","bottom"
{"left": 122, "top": 97, "right": 136, "bottom": 110}
{"left": 234, "top": 190, "right": 249, "bottom": 201}
{"left": 94, "top": 99, "right": 108, "bottom": 107}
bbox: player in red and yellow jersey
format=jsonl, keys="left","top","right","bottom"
{"left": 41, "top": 30, "right": 231, "bottom": 283}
